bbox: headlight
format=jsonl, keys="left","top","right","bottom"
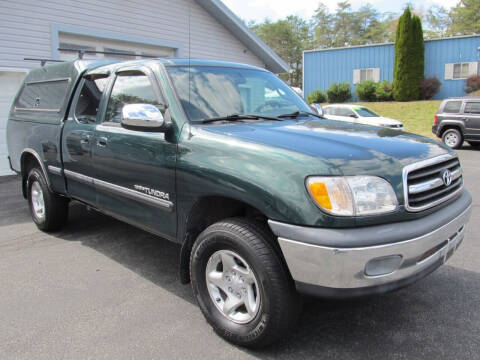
{"left": 306, "top": 176, "right": 397, "bottom": 216}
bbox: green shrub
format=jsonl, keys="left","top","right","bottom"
{"left": 465, "top": 75, "right": 480, "bottom": 94}
{"left": 356, "top": 81, "right": 378, "bottom": 101}
{"left": 327, "top": 82, "right": 351, "bottom": 103}
{"left": 306, "top": 89, "right": 327, "bottom": 104}
{"left": 375, "top": 80, "right": 394, "bottom": 101}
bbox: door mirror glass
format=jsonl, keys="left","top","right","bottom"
{"left": 311, "top": 103, "right": 323, "bottom": 116}
{"left": 121, "top": 104, "right": 166, "bottom": 131}
{"left": 349, "top": 114, "right": 358, "bottom": 118}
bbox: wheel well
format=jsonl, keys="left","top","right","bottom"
{"left": 440, "top": 125, "right": 462, "bottom": 137}
{"left": 179, "top": 196, "right": 276, "bottom": 284}
{"left": 20, "top": 153, "right": 40, "bottom": 199}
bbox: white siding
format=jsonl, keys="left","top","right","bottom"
{"left": 0, "top": 0, "right": 266, "bottom": 70}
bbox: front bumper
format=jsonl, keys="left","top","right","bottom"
{"left": 269, "top": 190, "right": 472, "bottom": 298}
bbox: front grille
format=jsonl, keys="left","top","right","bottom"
{"left": 404, "top": 154, "right": 463, "bottom": 212}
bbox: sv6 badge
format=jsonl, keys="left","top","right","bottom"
{"left": 134, "top": 185, "right": 170, "bottom": 200}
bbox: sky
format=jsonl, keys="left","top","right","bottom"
{"left": 222, "top": 0, "right": 456, "bottom": 23}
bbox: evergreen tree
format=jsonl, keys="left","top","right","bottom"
{"left": 393, "top": 7, "right": 424, "bottom": 101}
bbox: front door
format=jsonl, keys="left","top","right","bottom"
{"left": 463, "top": 101, "right": 480, "bottom": 140}
{"left": 62, "top": 75, "right": 109, "bottom": 205}
{"left": 93, "top": 67, "right": 177, "bottom": 240}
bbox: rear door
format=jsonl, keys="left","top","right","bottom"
{"left": 62, "top": 73, "right": 110, "bottom": 205}
{"left": 463, "top": 101, "right": 480, "bottom": 140}
{"left": 92, "top": 66, "right": 177, "bottom": 240}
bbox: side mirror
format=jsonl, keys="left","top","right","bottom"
{"left": 311, "top": 103, "right": 323, "bottom": 116}
{"left": 121, "top": 104, "right": 169, "bottom": 132}
{"left": 349, "top": 114, "right": 359, "bottom": 118}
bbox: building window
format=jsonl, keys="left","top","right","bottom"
{"left": 353, "top": 68, "right": 380, "bottom": 84}
{"left": 454, "top": 63, "right": 470, "bottom": 79}
{"left": 445, "top": 62, "right": 478, "bottom": 80}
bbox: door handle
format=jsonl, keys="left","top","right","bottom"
{"left": 80, "top": 135, "right": 91, "bottom": 145}
{"left": 97, "top": 137, "right": 108, "bottom": 147}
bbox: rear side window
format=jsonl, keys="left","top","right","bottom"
{"left": 464, "top": 102, "right": 480, "bottom": 114}
{"left": 75, "top": 77, "right": 109, "bottom": 122}
{"left": 443, "top": 101, "right": 462, "bottom": 113}
{"left": 337, "top": 108, "right": 355, "bottom": 117}
{"left": 15, "top": 79, "right": 70, "bottom": 111}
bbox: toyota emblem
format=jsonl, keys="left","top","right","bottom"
{"left": 442, "top": 169, "right": 452, "bottom": 186}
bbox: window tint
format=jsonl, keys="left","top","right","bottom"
{"left": 105, "top": 72, "right": 159, "bottom": 123}
{"left": 443, "top": 101, "right": 462, "bottom": 113}
{"left": 15, "top": 79, "right": 69, "bottom": 111}
{"left": 465, "top": 102, "right": 480, "bottom": 114}
{"left": 75, "top": 77, "right": 108, "bottom": 122}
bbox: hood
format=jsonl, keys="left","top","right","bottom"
{"left": 199, "top": 118, "right": 449, "bottom": 170}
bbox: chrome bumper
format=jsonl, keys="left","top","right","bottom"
{"left": 269, "top": 202, "right": 471, "bottom": 293}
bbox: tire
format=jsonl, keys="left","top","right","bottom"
{"left": 467, "top": 141, "right": 480, "bottom": 147}
{"left": 442, "top": 128, "right": 463, "bottom": 149}
{"left": 27, "top": 167, "right": 69, "bottom": 231}
{"left": 190, "top": 218, "right": 300, "bottom": 348}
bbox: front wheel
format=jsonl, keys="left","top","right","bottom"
{"left": 190, "top": 218, "right": 300, "bottom": 348}
{"left": 442, "top": 128, "right": 463, "bottom": 149}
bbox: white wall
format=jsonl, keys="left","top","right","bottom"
{"left": 0, "top": 0, "right": 266, "bottom": 70}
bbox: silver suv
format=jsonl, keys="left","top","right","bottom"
{"left": 432, "top": 97, "right": 480, "bottom": 149}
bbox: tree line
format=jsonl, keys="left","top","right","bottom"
{"left": 249, "top": 0, "right": 480, "bottom": 87}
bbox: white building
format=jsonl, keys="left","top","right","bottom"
{"left": 0, "top": 0, "right": 288, "bottom": 175}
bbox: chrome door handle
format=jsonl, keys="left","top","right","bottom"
{"left": 97, "top": 137, "right": 108, "bottom": 147}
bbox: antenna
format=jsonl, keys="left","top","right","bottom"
{"left": 57, "top": 48, "right": 158, "bottom": 59}
{"left": 24, "top": 58, "right": 65, "bottom": 66}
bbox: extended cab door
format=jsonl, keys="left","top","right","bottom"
{"left": 62, "top": 73, "right": 110, "bottom": 205}
{"left": 92, "top": 66, "right": 177, "bottom": 240}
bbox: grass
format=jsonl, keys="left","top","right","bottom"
{"left": 353, "top": 100, "right": 442, "bottom": 138}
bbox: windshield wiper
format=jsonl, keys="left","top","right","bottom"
{"left": 277, "top": 111, "right": 323, "bottom": 119}
{"left": 201, "top": 114, "right": 282, "bottom": 124}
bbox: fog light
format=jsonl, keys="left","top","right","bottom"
{"left": 365, "top": 255, "right": 403, "bottom": 277}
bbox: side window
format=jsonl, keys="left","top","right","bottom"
{"left": 464, "top": 102, "right": 480, "bottom": 114}
{"left": 105, "top": 72, "right": 160, "bottom": 123}
{"left": 337, "top": 108, "right": 354, "bottom": 117}
{"left": 75, "top": 77, "right": 108, "bottom": 122}
{"left": 443, "top": 101, "right": 462, "bottom": 114}
{"left": 324, "top": 107, "right": 333, "bottom": 115}
{"left": 15, "top": 79, "right": 70, "bottom": 111}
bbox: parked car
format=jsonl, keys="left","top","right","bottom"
{"left": 432, "top": 97, "right": 480, "bottom": 149}
{"left": 322, "top": 104, "right": 404, "bottom": 129}
{"left": 7, "top": 59, "right": 471, "bottom": 348}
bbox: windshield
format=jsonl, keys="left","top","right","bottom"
{"left": 354, "top": 107, "right": 379, "bottom": 117}
{"left": 166, "top": 66, "right": 311, "bottom": 122}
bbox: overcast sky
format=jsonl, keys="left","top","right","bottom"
{"left": 222, "top": 0, "right": 455, "bottom": 23}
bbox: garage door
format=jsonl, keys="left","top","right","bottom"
{"left": 0, "top": 71, "right": 26, "bottom": 175}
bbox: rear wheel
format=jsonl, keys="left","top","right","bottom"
{"left": 442, "top": 128, "right": 463, "bottom": 149}
{"left": 27, "top": 168, "right": 69, "bottom": 231}
{"left": 190, "top": 218, "right": 300, "bottom": 348}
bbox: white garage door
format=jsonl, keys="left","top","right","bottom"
{"left": 0, "top": 71, "right": 26, "bottom": 175}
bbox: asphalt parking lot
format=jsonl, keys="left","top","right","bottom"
{"left": 1, "top": 148, "right": 480, "bottom": 360}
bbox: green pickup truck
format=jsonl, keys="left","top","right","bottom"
{"left": 7, "top": 59, "right": 472, "bottom": 348}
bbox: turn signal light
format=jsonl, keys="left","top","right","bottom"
{"left": 308, "top": 182, "right": 332, "bottom": 210}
